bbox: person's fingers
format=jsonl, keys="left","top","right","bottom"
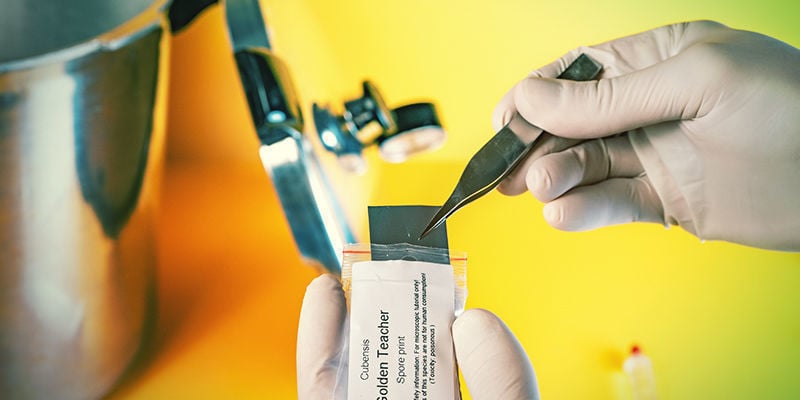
{"left": 297, "top": 274, "right": 348, "bottom": 400}
{"left": 494, "top": 21, "right": 720, "bottom": 196}
{"left": 514, "top": 52, "right": 710, "bottom": 140}
{"left": 530, "top": 21, "right": 731, "bottom": 80}
{"left": 527, "top": 49, "right": 584, "bottom": 79}
{"left": 494, "top": 23, "right": 671, "bottom": 136}
{"left": 512, "top": 21, "right": 734, "bottom": 140}
{"left": 496, "top": 134, "right": 584, "bottom": 196}
{"left": 492, "top": 88, "right": 517, "bottom": 132}
{"left": 526, "top": 135, "right": 644, "bottom": 202}
{"left": 453, "top": 309, "right": 540, "bottom": 400}
{"left": 492, "top": 47, "right": 584, "bottom": 132}
{"left": 542, "top": 176, "right": 664, "bottom": 231}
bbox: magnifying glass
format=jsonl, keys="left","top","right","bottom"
{"left": 378, "top": 102, "right": 446, "bottom": 163}
{"left": 313, "top": 80, "right": 446, "bottom": 173}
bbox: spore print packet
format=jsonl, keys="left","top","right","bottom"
{"left": 338, "top": 206, "right": 467, "bottom": 400}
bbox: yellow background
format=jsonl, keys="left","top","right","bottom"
{"left": 110, "top": 0, "right": 800, "bottom": 399}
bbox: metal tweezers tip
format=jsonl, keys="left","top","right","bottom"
{"left": 418, "top": 218, "right": 442, "bottom": 240}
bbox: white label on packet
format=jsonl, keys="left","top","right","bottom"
{"left": 348, "top": 259, "right": 457, "bottom": 400}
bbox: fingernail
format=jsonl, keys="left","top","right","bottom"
{"left": 309, "top": 273, "right": 342, "bottom": 291}
{"left": 526, "top": 168, "right": 541, "bottom": 191}
{"left": 527, "top": 167, "right": 552, "bottom": 195}
{"left": 543, "top": 203, "right": 560, "bottom": 224}
{"left": 502, "top": 109, "right": 514, "bottom": 125}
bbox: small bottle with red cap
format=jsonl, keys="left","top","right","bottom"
{"left": 623, "top": 344, "right": 658, "bottom": 400}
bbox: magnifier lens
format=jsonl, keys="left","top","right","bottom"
{"left": 337, "top": 153, "right": 367, "bottom": 175}
{"left": 379, "top": 126, "right": 446, "bottom": 163}
{"left": 378, "top": 102, "right": 445, "bottom": 163}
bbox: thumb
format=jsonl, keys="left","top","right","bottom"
{"left": 513, "top": 48, "right": 712, "bottom": 139}
{"left": 297, "top": 274, "right": 348, "bottom": 400}
{"left": 453, "top": 309, "right": 540, "bottom": 400}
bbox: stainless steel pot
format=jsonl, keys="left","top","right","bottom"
{"left": 1, "top": 1, "right": 171, "bottom": 398}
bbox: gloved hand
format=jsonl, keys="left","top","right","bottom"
{"left": 297, "top": 274, "right": 540, "bottom": 400}
{"left": 493, "top": 20, "right": 800, "bottom": 251}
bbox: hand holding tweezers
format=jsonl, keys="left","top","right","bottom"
{"left": 420, "top": 54, "right": 603, "bottom": 239}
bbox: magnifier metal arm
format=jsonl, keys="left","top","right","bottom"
{"left": 224, "top": 0, "right": 356, "bottom": 273}
{"left": 313, "top": 83, "right": 448, "bottom": 171}
{"left": 257, "top": 129, "right": 356, "bottom": 274}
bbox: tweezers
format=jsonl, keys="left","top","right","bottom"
{"left": 419, "top": 54, "right": 603, "bottom": 239}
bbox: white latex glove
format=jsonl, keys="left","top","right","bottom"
{"left": 493, "top": 20, "right": 800, "bottom": 251}
{"left": 297, "top": 274, "right": 540, "bottom": 400}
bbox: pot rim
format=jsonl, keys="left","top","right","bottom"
{"left": 0, "top": 0, "right": 169, "bottom": 73}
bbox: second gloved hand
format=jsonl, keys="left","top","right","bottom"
{"left": 296, "top": 274, "right": 540, "bottom": 400}
{"left": 493, "top": 20, "right": 800, "bottom": 251}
